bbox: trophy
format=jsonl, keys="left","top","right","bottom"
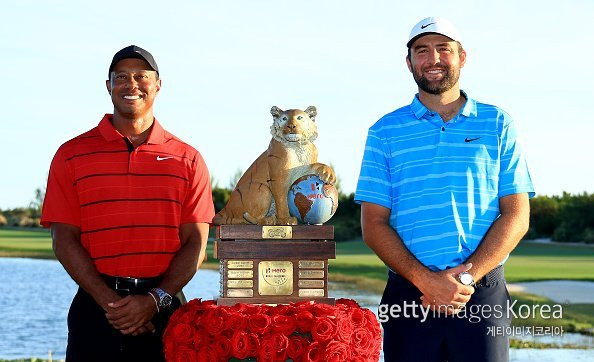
{"left": 212, "top": 106, "right": 338, "bottom": 306}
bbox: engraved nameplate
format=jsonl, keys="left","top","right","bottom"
{"left": 298, "top": 280, "right": 325, "bottom": 288}
{"left": 298, "top": 260, "right": 325, "bottom": 269}
{"left": 299, "top": 270, "right": 325, "bottom": 279}
{"left": 228, "top": 260, "right": 254, "bottom": 269}
{"left": 227, "top": 280, "right": 254, "bottom": 288}
{"left": 298, "top": 289, "right": 325, "bottom": 297}
{"left": 227, "top": 289, "right": 254, "bottom": 298}
{"left": 258, "top": 261, "right": 293, "bottom": 295}
{"left": 262, "top": 226, "right": 293, "bottom": 239}
{"left": 228, "top": 270, "right": 253, "bottom": 279}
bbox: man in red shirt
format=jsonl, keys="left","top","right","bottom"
{"left": 41, "top": 45, "right": 215, "bottom": 361}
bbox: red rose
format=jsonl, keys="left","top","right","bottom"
{"left": 274, "top": 304, "right": 296, "bottom": 316}
{"left": 272, "top": 314, "right": 297, "bottom": 335}
{"left": 202, "top": 309, "right": 225, "bottom": 336}
{"left": 287, "top": 335, "right": 310, "bottom": 360}
{"left": 337, "top": 298, "right": 360, "bottom": 308}
{"left": 171, "top": 344, "right": 198, "bottom": 362}
{"left": 196, "top": 345, "right": 217, "bottom": 362}
{"left": 169, "top": 323, "right": 194, "bottom": 344}
{"left": 271, "top": 332, "right": 289, "bottom": 355}
{"left": 247, "top": 332, "right": 261, "bottom": 356}
{"left": 349, "top": 353, "right": 371, "bottom": 362}
{"left": 231, "top": 331, "right": 250, "bottom": 359}
{"left": 311, "top": 303, "right": 338, "bottom": 317}
{"left": 324, "top": 340, "right": 351, "bottom": 362}
{"left": 200, "top": 300, "right": 217, "bottom": 309}
{"left": 311, "top": 316, "right": 337, "bottom": 343}
{"left": 364, "top": 309, "right": 381, "bottom": 332}
{"left": 213, "top": 336, "right": 232, "bottom": 360}
{"left": 336, "top": 316, "right": 353, "bottom": 343}
{"left": 224, "top": 311, "right": 248, "bottom": 331}
{"left": 248, "top": 313, "right": 271, "bottom": 334}
{"left": 351, "top": 327, "right": 373, "bottom": 354}
{"left": 179, "top": 308, "right": 202, "bottom": 325}
{"left": 235, "top": 303, "right": 257, "bottom": 314}
{"left": 295, "top": 300, "right": 315, "bottom": 312}
{"left": 305, "top": 341, "right": 325, "bottom": 362}
{"left": 258, "top": 336, "right": 276, "bottom": 362}
{"left": 191, "top": 331, "right": 207, "bottom": 348}
{"left": 349, "top": 307, "right": 367, "bottom": 328}
{"left": 258, "top": 304, "right": 274, "bottom": 315}
{"left": 163, "top": 341, "right": 175, "bottom": 361}
{"left": 295, "top": 310, "right": 315, "bottom": 333}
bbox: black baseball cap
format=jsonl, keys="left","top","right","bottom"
{"left": 108, "top": 45, "right": 159, "bottom": 78}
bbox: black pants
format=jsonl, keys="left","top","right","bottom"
{"left": 66, "top": 287, "right": 180, "bottom": 362}
{"left": 380, "top": 272, "right": 511, "bottom": 362}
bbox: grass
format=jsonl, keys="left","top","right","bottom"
{"left": 504, "top": 242, "right": 594, "bottom": 282}
{"left": 0, "top": 229, "right": 55, "bottom": 258}
{"left": 511, "top": 291, "right": 594, "bottom": 335}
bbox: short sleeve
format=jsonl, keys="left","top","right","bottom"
{"left": 498, "top": 117, "right": 535, "bottom": 198}
{"left": 40, "top": 148, "right": 81, "bottom": 228}
{"left": 354, "top": 127, "right": 392, "bottom": 209}
{"left": 181, "top": 152, "right": 215, "bottom": 224}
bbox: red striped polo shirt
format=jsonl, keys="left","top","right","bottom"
{"left": 41, "top": 114, "right": 215, "bottom": 277}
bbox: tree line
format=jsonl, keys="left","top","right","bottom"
{"left": 2, "top": 187, "right": 593, "bottom": 243}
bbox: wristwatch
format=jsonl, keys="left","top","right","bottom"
{"left": 151, "top": 288, "right": 173, "bottom": 309}
{"left": 458, "top": 272, "right": 475, "bottom": 286}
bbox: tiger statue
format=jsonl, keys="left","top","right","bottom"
{"left": 212, "top": 106, "right": 336, "bottom": 225}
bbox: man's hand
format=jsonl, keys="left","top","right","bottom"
{"left": 418, "top": 263, "right": 475, "bottom": 315}
{"left": 105, "top": 294, "right": 158, "bottom": 335}
{"left": 130, "top": 321, "right": 157, "bottom": 336}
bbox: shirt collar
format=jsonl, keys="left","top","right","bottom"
{"left": 459, "top": 90, "right": 477, "bottom": 118}
{"left": 98, "top": 114, "right": 123, "bottom": 142}
{"left": 146, "top": 118, "right": 165, "bottom": 144}
{"left": 410, "top": 90, "right": 478, "bottom": 119}
{"left": 97, "top": 114, "right": 166, "bottom": 144}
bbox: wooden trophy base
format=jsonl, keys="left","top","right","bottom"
{"left": 214, "top": 225, "right": 336, "bottom": 306}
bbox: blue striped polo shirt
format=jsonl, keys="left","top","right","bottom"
{"left": 355, "top": 92, "right": 534, "bottom": 271}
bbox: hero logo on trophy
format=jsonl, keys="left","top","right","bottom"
{"left": 213, "top": 106, "right": 338, "bottom": 305}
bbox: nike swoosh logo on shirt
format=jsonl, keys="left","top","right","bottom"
{"left": 464, "top": 137, "right": 481, "bottom": 143}
{"left": 156, "top": 156, "right": 173, "bottom": 161}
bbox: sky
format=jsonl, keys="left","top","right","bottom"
{"left": 1, "top": 0, "right": 593, "bottom": 209}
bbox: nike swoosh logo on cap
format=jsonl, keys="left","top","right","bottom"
{"left": 421, "top": 22, "right": 435, "bottom": 29}
{"left": 156, "top": 156, "right": 173, "bottom": 161}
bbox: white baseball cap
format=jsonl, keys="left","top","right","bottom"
{"left": 407, "top": 17, "right": 462, "bottom": 48}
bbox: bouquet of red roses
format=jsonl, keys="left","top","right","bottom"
{"left": 163, "top": 298, "right": 382, "bottom": 362}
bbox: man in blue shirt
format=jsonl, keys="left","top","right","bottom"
{"left": 355, "top": 17, "right": 534, "bottom": 361}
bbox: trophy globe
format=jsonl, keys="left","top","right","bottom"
{"left": 287, "top": 174, "right": 338, "bottom": 225}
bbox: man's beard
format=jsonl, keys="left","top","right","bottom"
{"left": 413, "top": 64, "right": 460, "bottom": 95}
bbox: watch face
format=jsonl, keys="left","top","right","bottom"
{"left": 459, "top": 272, "right": 474, "bottom": 286}
{"left": 153, "top": 288, "right": 173, "bottom": 308}
{"left": 161, "top": 294, "right": 172, "bottom": 308}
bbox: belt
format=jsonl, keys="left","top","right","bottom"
{"left": 475, "top": 265, "right": 504, "bottom": 287}
{"left": 101, "top": 274, "right": 162, "bottom": 293}
{"left": 388, "top": 265, "right": 504, "bottom": 287}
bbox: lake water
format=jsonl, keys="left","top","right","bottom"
{"left": 0, "top": 258, "right": 592, "bottom": 361}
